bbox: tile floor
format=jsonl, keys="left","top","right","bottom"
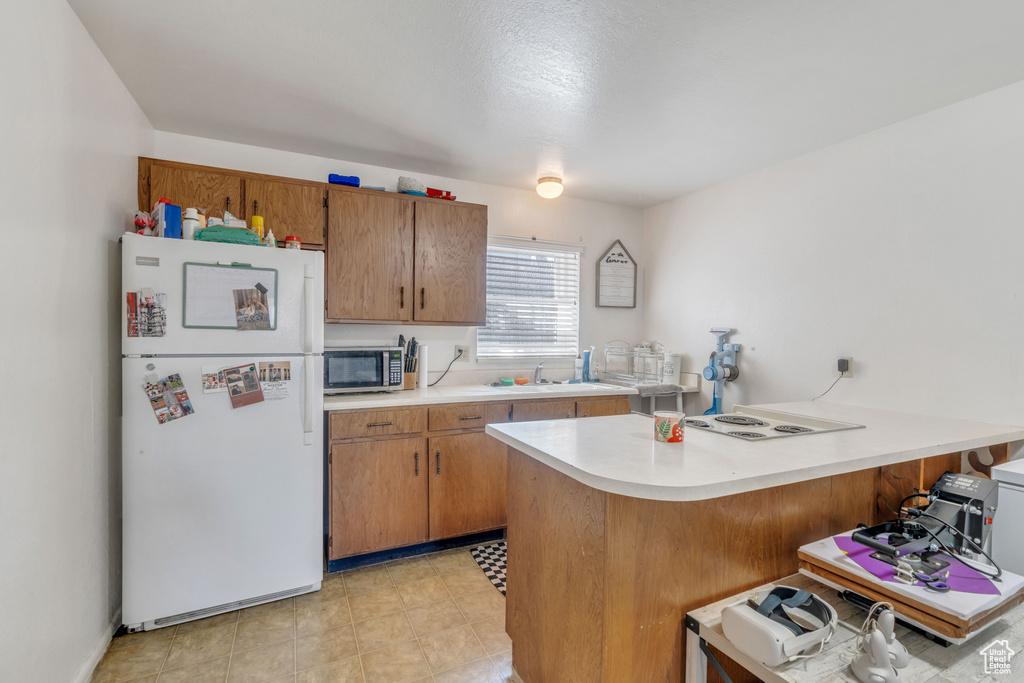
{"left": 91, "top": 544, "right": 515, "bottom": 683}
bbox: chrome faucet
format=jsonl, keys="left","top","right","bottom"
{"left": 534, "top": 361, "right": 545, "bottom": 384}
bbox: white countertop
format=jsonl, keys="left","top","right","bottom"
{"left": 486, "top": 401, "right": 1024, "bottom": 502}
{"left": 323, "top": 382, "right": 638, "bottom": 411}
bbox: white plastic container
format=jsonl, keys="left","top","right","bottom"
{"left": 182, "top": 208, "right": 200, "bottom": 240}
{"left": 661, "top": 353, "right": 681, "bottom": 385}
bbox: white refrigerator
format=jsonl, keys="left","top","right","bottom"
{"left": 121, "top": 233, "right": 324, "bottom": 631}
{"left": 992, "top": 459, "right": 1024, "bottom": 577}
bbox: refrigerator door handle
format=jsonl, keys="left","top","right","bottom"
{"left": 303, "top": 273, "right": 315, "bottom": 355}
{"left": 303, "top": 357, "right": 314, "bottom": 445}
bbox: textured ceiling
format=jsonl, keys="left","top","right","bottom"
{"left": 69, "top": 0, "right": 1024, "bottom": 207}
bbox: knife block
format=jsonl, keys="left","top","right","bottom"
{"left": 404, "top": 373, "right": 416, "bottom": 390}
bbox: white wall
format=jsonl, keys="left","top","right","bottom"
{"left": 153, "top": 132, "right": 645, "bottom": 383}
{"left": 0, "top": 1, "right": 154, "bottom": 681}
{"left": 644, "top": 79, "right": 1024, "bottom": 424}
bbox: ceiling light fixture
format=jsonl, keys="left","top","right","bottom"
{"left": 536, "top": 176, "right": 563, "bottom": 199}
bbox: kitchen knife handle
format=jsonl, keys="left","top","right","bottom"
{"left": 436, "top": 450, "right": 441, "bottom": 474}
{"left": 414, "top": 452, "right": 419, "bottom": 476}
{"left": 400, "top": 286, "right": 405, "bottom": 309}
{"left": 420, "top": 288, "right": 425, "bottom": 309}
{"left": 367, "top": 421, "right": 394, "bottom": 427}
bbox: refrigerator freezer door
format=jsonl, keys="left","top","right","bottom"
{"left": 122, "top": 355, "right": 323, "bottom": 628}
{"left": 122, "top": 233, "right": 323, "bottom": 357}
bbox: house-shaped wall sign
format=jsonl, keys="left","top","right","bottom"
{"left": 596, "top": 240, "right": 637, "bottom": 308}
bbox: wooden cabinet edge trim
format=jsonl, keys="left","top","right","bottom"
{"left": 325, "top": 318, "right": 484, "bottom": 326}
{"left": 139, "top": 158, "right": 486, "bottom": 211}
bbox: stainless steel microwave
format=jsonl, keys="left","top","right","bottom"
{"left": 323, "top": 347, "right": 405, "bottom": 394}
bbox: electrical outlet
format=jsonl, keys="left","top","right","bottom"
{"left": 838, "top": 357, "right": 853, "bottom": 378}
{"left": 455, "top": 345, "right": 470, "bottom": 361}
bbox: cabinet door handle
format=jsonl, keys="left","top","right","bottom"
{"left": 460, "top": 415, "right": 483, "bottom": 421}
{"left": 582, "top": 413, "right": 588, "bottom": 417}
{"left": 420, "top": 288, "right": 425, "bottom": 309}
{"left": 253, "top": 199, "right": 258, "bottom": 214}
{"left": 436, "top": 450, "right": 441, "bottom": 474}
{"left": 226, "top": 196, "right": 231, "bottom": 212}
{"left": 400, "top": 286, "right": 405, "bottom": 308}
{"left": 415, "top": 452, "right": 419, "bottom": 476}
{"left": 566, "top": 413, "right": 572, "bottom": 418}
{"left": 367, "top": 421, "right": 394, "bottom": 427}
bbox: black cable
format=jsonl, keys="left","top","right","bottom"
{"left": 428, "top": 349, "right": 464, "bottom": 387}
{"left": 906, "top": 509, "right": 1002, "bottom": 580}
{"left": 811, "top": 374, "right": 843, "bottom": 401}
{"left": 897, "top": 493, "right": 930, "bottom": 514}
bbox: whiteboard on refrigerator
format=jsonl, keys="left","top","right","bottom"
{"left": 183, "top": 262, "right": 278, "bottom": 329}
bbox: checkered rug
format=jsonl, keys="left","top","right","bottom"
{"left": 471, "top": 541, "right": 507, "bottom": 595}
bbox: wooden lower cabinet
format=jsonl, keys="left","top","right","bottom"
{"left": 428, "top": 433, "right": 508, "bottom": 540}
{"left": 329, "top": 437, "right": 427, "bottom": 559}
{"left": 511, "top": 398, "right": 576, "bottom": 422}
{"left": 576, "top": 395, "right": 631, "bottom": 418}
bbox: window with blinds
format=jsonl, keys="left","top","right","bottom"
{"left": 477, "top": 242, "right": 581, "bottom": 358}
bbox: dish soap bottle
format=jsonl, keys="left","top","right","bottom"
{"left": 574, "top": 352, "right": 584, "bottom": 381}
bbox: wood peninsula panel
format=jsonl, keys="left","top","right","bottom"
{"left": 428, "top": 402, "right": 510, "bottom": 432}
{"left": 413, "top": 200, "right": 487, "bottom": 324}
{"left": 150, "top": 163, "right": 244, "bottom": 219}
{"left": 511, "top": 398, "right": 576, "bottom": 422}
{"left": 329, "top": 438, "right": 427, "bottom": 558}
{"left": 246, "top": 177, "right": 326, "bottom": 248}
{"left": 329, "top": 407, "right": 426, "bottom": 440}
{"left": 505, "top": 449, "right": 909, "bottom": 683}
{"left": 877, "top": 451, "right": 961, "bottom": 519}
{"left": 507, "top": 451, "right": 606, "bottom": 683}
{"left": 326, "top": 189, "right": 413, "bottom": 322}
{"left": 575, "top": 395, "right": 631, "bottom": 418}
{"left": 428, "top": 432, "right": 509, "bottom": 540}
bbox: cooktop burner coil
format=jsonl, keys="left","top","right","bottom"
{"left": 774, "top": 425, "right": 813, "bottom": 434}
{"left": 729, "top": 431, "right": 767, "bottom": 439}
{"left": 685, "top": 419, "right": 712, "bottom": 429}
{"left": 715, "top": 415, "right": 768, "bottom": 427}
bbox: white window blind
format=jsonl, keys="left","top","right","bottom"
{"left": 477, "top": 242, "right": 580, "bottom": 358}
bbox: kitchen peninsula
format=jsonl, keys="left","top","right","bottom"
{"left": 486, "top": 401, "right": 1024, "bottom": 682}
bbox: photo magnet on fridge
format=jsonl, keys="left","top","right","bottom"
{"left": 142, "top": 373, "right": 194, "bottom": 424}
{"left": 258, "top": 361, "right": 291, "bottom": 401}
{"left": 224, "top": 363, "right": 265, "bottom": 408}
{"left": 233, "top": 286, "right": 271, "bottom": 330}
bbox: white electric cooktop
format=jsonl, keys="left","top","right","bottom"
{"left": 684, "top": 405, "right": 865, "bottom": 441}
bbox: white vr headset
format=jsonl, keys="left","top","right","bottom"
{"left": 721, "top": 586, "right": 837, "bottom": 667}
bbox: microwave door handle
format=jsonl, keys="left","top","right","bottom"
{"left": 383, "top": 350, "right": 390, "bottom": 386}
{"left": 303, "top": 358, "right": 314, "bottom": 445}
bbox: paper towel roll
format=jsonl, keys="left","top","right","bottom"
{"left": 417, "top": 345, "right": 428, "bottom": 388}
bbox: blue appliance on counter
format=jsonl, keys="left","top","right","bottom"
{"left": 703, "top": 327, "right": 741, "bottom": 415}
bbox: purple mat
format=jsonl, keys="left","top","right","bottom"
{"left": 833, "top": 536, "right": 998, "bottom": 595}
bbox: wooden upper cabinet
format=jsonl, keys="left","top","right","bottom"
{"left": 246, "top": 178, "right": 325, "bottom": 248}
{"left": 326, "top": 189, "right": 414, "bottom": 322}
{"left": 413, "top": 201, "right": 487, "bottom": 324}
{"left": 149, "top": 163, "right": 244, "bottom": 219}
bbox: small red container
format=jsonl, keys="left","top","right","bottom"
{"left": 284, "top": 236, "right": 301, "bottom": 250}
